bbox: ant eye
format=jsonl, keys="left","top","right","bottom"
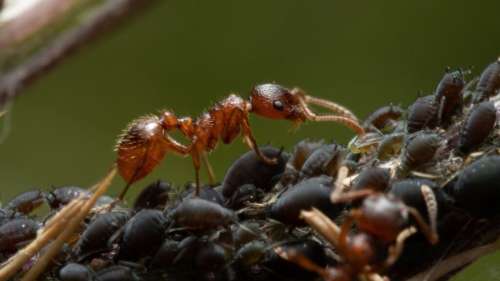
{"left": 273, "top": 100, "right": 284, "bottom": 111}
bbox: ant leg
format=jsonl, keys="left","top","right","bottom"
{"left": 300, "top": 208, "right": 341, "bottom": 247}
{"left": 338, "top": 213, "right": 355, "bottom": 257}
{"left": 191, "top": 151, "right": 202, "bottom": 196}
{"left": 291, "top": 88, "right": 360, "bottom": 121}
{"left": 383, "top": 226, "right": 417, "bottom": 268}
{"left": 275, "top": 247, "right": 332, "bottom": 279}
{"left": 330, "top": 166, "right": 349, "bottom": 201}
{"left": 241, "top": 117, "right": 278, "bottom": 165}
{"left": 407, "top": 207, "right": 439, "bottom": 244}
{"left": 202, "top": 152, "right": 216, "bottom": 185}
{"left": 298, "top": 98, "right": 365, "bottom": 136}
{"left": 331, "top": 189, "right": 375, "bottom": 204}
{"left": 420, "top": 184, "right": 438, "bottom": 241}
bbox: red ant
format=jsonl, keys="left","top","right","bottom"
{"left": 277, "top": 170, "right": 439, "bottom": 281}
{"left": 115, "top": 83, "right": 365, "bottom": 199}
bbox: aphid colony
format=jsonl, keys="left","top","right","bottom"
{"left": 1, "top": 58, "right": 500, "bottom": 281}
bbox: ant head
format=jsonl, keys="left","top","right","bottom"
{"left": 249, "top": 83, "right": 306, "bottom": 123}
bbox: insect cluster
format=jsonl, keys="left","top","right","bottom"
{"left": 1, "top": 58, "right": 500, "bottom": 281}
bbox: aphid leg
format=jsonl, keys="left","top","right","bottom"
{"left": 298, "top": 97, "right": 365, "bottom": 136}
{"left": 291, "top": 88, "right": 360, "bottom": 121}
{"left": 202, "top": 152, "right": 216, "bottom": 185}
{"left": 384, "top": 226, "right": 417, "bottom": 267}
{"left": 407, "top": 207, "right": 439, "bottom": 244}
{"left": 242, "top": 117, "right": 278, "bottom": 165}
{"left": 191, "top": 151, "right": 202, "bottom": 196}
{"left": 420, "top": 184, "right": 438, "bottom": 240}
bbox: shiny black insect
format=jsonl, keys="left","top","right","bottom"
{"left": 193, "top": 241, "right": 228, "bottom": 280}
{"left": 6, "top": 190, "right": 45, "bottom": 214}
{"left": 118, "top": 209, "right": 167, "bottom": 260}
{"left": 406, "top": 95, "right": 438, "bottom": 133}
{"left": 59, "top": 263, "right": 93, "bottom": 281}
{"left": 363, "top": 104, "right": 404, "bottom": 132}
{"left": 299, "top": 143, "right": 344, "bottom": 179}
{"left": 389, "top": 179, "right": 449, "bottom": 220}
{"left": 351, "top": 167, "right": 390, "bottom": 193}
{"left": 458, "top": 101, "right": 496, "bottom": 154}
{"left": 171, "top": 198, "right": 236, "bottom": 230}
{"left": 474, "top": 58, "right": 500, "bottom": 103}
{"left": 150, "top": 239, "right": 180, "bottom": 268}
{"left": 434, "top": 69, "right": 465, "bottom": 123}
{"left": 183, "top": 184, "right": 225, "bottom": 206}
{"left": 268, "top": 176, "right": 341, "bottom": 226}
{"left": 265, "top": 239, "right": 328, "bottom": 281}
{"left": 46, "top": 186, "right": 89, "bottom": 209}
{"left": 0, "top": 218, "right": 39, "bottom": 252}
{"left": 95, "top": 265, "right": 137, "bottom": 281}
{"left": 222, "top": 146, "right": 288, "bottom": 198}
{"left": 225, "top": 183, "right": 263, "bottom": 210}
{"left": 133, "top": 180, "right": 170, "bottom": 211}
{"left": 281, "top": 140, "right": 323, "bottom": 186}
{"left": 399, "top": 133, "right": 441, "bottom": 175}
{"left": 76, "top": 211, "right": 130, "bottom": 259}
{"left": 450, "top": 155, "right": 500, "bottom": 217}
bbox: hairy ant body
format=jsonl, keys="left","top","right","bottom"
{"left": 116, "top": 83, "right": 364, "bottom": 198}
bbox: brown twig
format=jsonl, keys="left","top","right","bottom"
{"left": 0, "top": 0, "right": 158, "bottom": 109}
{"left": 20, "top": 167, "right": 116, "bottom": 281}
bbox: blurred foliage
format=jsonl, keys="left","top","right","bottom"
{"left": 0, "top": 0, "right": 499, "bottom": 278}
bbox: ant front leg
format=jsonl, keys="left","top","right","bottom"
{"left": 383, "top": 226, "right": 417, "bottom": 268}
{"left": 241, "top": 116, "right": 278, "bottom": 165}
{"left": 407, "top": 207, "right": 439, "bottom": 244}
{"left": 296, "top": 95, "right": 365, "bottom": 136}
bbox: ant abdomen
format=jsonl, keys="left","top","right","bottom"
{"left": 116, "top": 115, "right": 168, "bottom": 186}
{"left": 406, "top": 95, "right": 438, "bottom": 133}
{"left": 458, "top": 101, "right": 496, "bottom": 154}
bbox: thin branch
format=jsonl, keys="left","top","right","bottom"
{"left": 0, "top": 0, "right": 158, "bottom": 109}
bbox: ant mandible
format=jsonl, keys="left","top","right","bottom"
{"left": 115, "top": 83, "right": 365, "bottom": 199}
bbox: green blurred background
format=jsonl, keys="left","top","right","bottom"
{"left": 2, "top": 0, "right": 500, "bottom": 196}
{"left": 1, "top": 0, "right": 500, "bottom": 279}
